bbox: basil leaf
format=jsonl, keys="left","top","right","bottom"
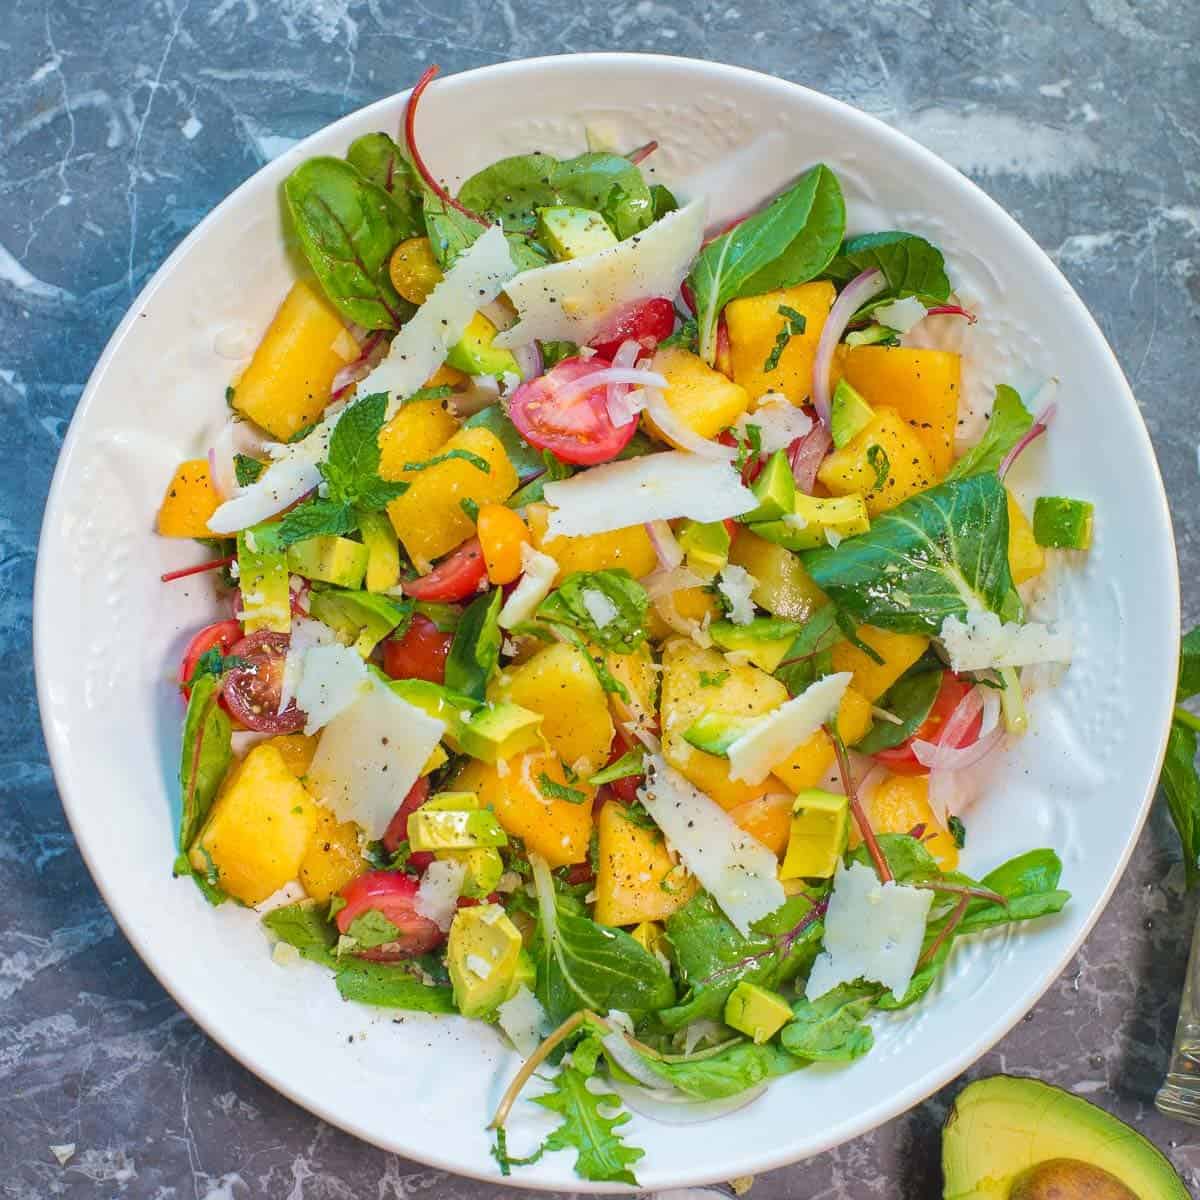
{"left": 781, "top": 982, "right": 879, "bottom": 1062}
{"left": 537, "top": 570, "right": 648, "bottom": 654}
{"left": 824, "top": 230, "right": 951, "bottom": 303}
{"left": 263, "top": 900, "right": 338, "bottom": 967}
{"left": 855, "top": 663, "right": 942, "bottom": 754}
{"left": 283, "top": 157, "right": 417, "bottom": 330}
{"left": 945, "top": 385, "right": 1034, "bottom": 481}
{"left": 1180, "top": 628, "right": 1200, "bottom": 701}
{"left": 637, "top": 1039, "right": 803, "bottom": 1100}
{"left": 802, "top": 473, "right": 1014, "bottom": 636}
{"left": 178, "top": 673, "right": 233, "bottom": 853}
{"left": 1162, "top": 721, "right": 1200, "bottom": 887}
{"left": 688, "top": 164, "right": 845, "bottom": 362}
{"left": 445, "top": 588, "right": 503, "bottom": 701}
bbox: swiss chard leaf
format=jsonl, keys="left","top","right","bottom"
{"left": 773, "top": 604, "right": 843, "bottom": 696}
{"left": 445, "top": 588, "right": 503, "bottom": 701}
{"left": 945, "top": 385, "right": 1033, "bottom": 481}
{"left": 688, "top": 164, "right": 845, "bottom": 362}
{"left": 283, "top": 156, "right": 418, "bottom": 330}
{"left": 537, "top": 570, "right": 649, "bottom": 654}
{"left": 178, "top": 673, "right": 233, "bottom": 853}
{"left": 345, "top": 132, "right": 420, "bottom": 216}
{"left": 824, "top": 231, "right": 951, "bottom": 303}
{"left": 637, "top": 1038, "right": 803, "bottom": 1100}
{"left": 781, "top": 981, "right": 879, "bottom": 1062}
{"left": 854, "top": 661, "right": 942, "bottom": 754}
{"left": 422, "top": 189, "right": 547, "bottom": 273}
{"left": 802, "top": 473, "right": 1014, "bottom": 636}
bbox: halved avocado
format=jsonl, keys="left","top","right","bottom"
{"left": 943, "top": 1076, "right": 1188, "bottom": 1199}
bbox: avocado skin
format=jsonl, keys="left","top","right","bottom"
{"left": 942, "top": 1077, "right": 1187, "bottom": 1200}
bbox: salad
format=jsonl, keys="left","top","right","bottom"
{"left": 157, "top": 66, "right": 1089, "bottom": 1184}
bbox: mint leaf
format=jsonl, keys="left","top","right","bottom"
{"left": 278, "top": 498, "right": 356, "bottom": 547}
{"left": 234, "top": 454, "right": 264, "bottom": 486}
{"left": 588, "top": 750, "right": 644, "bottom": 786}
{"left": 538, "top": 772, "right": 588, "bottom": 805}
{"left": 324, "top": 392, "right": 390, "bottom": 494}
{"left": 403, "top": 448, "right": 491, "bottom": 474}
{"left": 535, "top": 1064, "right": 643, "bottom": 1186}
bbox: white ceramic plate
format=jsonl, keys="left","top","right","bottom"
{"left": 35, "top": 54, "right": 1178, "bottom": 1191}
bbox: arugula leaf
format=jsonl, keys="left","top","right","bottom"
{"left": 278, "top": 499, "right": 357, "bottom": 547}
{"left": 803, "top": 473, "right": 1014, "bottom": 636}
{"left": 636, "top": 1039, "right": 803, "bottom": 1100}
{"left": 537, "top": 570, "right": 648, "bottom": 654}
{"left": 854, "top": 662, "right": 942, "bottom": 754}
{"left": 283, "top": 157, "right": 418, "bottom": 330}
{"left": 824, "top": 231, "right": 951, "bottom": 304}
{"left": 588, "top": 749, "right": 644, "bottom": 786}
{"left": 233, "top": 454, "right": 263, "bottom": 486}
{"left": 780, "top": 982, "right": 879, "bottom": 1062}
{"left": 531, "top": 855, "right": 674, "bottom": 1024}
{"left": 945, "top": 385, "right": 1034, "bottom": 481}
{"left": 538, "top": 772, "right": 589, "bottom": 804}
{"left": 534, "top": 1063, "right": 643, "bottom": 1185}
{"left": 444, "top": 588, "right": 503, "bottom": 702}
{"left": 1180, "top": 628, "right": 1200, "bottom": 701}
{"left": 1163, "top": 721, "right": 1200, "bottom": 888}
{"left": 178, "top": 673, "right": 233, "bottom": 853}
{"left": 688, "top": 164, "right": 845, "bottom": 362}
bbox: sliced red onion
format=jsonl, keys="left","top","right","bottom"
{"left": 912, "top": 685, "right": 1005, "bottom": 772}
{"left": 643, "top": 389, "right": 737, "bottom": 460}
{"left": 787, "top": 423, "right": 833, "bottom": 493}
{"left": 607, "top": 387, "right": 647, "bottom": 428}
{"left": 609, "top": 1077, "right": 768, "bottom": 1125}
{"left": 556, "top": 366, "right": 668, "bottom": 405}
{"left": 478, "top": 298, "right": 516, "bottom": 332}
{"left": 599, "top": 1030, "right": 667, "bottom": 1089}
{"left": 630, "top": 725, "right": 663, "bottom": 756}
{"left": 811, "top": 269, "right": 888, "bottom": 425}
{"left": 998, "top": 380, "right": 1059, "bottom": 479}
{"left": 642, "top": 564, "right": 703, "bottom": 600}
{"left": 927, "top": 767, "right": 961, "bottom": 828}
{"left": 450, "top": 374, "right": 501, "bottom": 417}
{"left": 645, "top": 519, "right": 684, "bottom": 570}
{"left": 511, "top": 341, "right": 543, "bottom": 383}
{"left": 914, "top": 725, "right": 1004, "bottom": 773}
{"left": 330, "top": 330, "right": 388, "bottom": 399}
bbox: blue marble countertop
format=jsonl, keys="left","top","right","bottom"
{"left": 4, "top": 1, "right": 1200, "bottom": 1196}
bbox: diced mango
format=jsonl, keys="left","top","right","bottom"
{"left": 646, "top": 585, "right": 723, "bottom": 642}
{"left": 818, "top": 406, "right": 937, "bottom": 516}
{"left": 526, "top": 502, "right": 658, "bottom": 581}
{"left": 491, "top": 642, "right": 614, "bottom": 776}
{"left": 260, "top": 733, "right": 320, "bottom": 778}
{"left": 386, "top": 426, "right": 519, "bottom": 569}
{"left": 457, "top": 751, "right": 593, "bottom": 868}
{"left": 299, "top": 806, "right": 364, "bottom": 901}
{"left": 727, "top": 792, "right": 793, "bottom": 857}
{"left": 728, "top": 529, "right": 826, "bottom": 621}
{"left": 645, "top": 346, "right": 750, "bottom": 444}
{"left": 378, "top": 395, "right": 461, "bottom": 490}
{"left": 189, "top": 744, "right": 318, "bottom": 905}
{"left": 830, "top": 626, "right": 929, "bottom": 703}
{"left": 598, "top": 643, "right": 659, "bottom": 730}
{"left": 770, "top": 686, "right": 874, "bottom": 793}
{"left": 660, "top": 639, "right": 786, "bottom": 810}
{"left": 232, "top": 280, "right": 358, "bottom": 441}
{"left": 157, "top": 459, "right": 220, "bottom": 538}
{"left": 594, "top": 800, "right": 698, "bottom": 926}
{"left": 833, "top": 344, "right": 961, "bottom": 476}
{"left": 725, "top": 281, "right": 836, "bottom": 407}
{"left": 423, "top": 363, "right": 471, "bottom": 392}
{"left": 850, "top": 773, "right": 959, "bottom": 871}
{"left": 1006, "top": 489, "right": 1045, "bottom": 585}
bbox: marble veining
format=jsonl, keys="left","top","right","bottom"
{"left": 4, "top": 0, "right": 1200, "bottom": 1195}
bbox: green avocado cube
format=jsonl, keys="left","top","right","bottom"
{"left": 408, "top": 808, "right": 508, "bottom": 852}
{"left": 387, "top": 679, "right": 544, "bottom": 762}
{"left": 424, "top": 790, "right": 482, "bottom": 812}
{"left": 307, "top": 587, "right": 410, "bottom": 657}
{"left": 438, "top": 846, "right": 504, "bottom": 897}
{"left": 536, "top": 206, "right": 618, "bottom": 261}
{"left": 742, "top": 448, "right": 796, "bottom": 523}
{"left": 677, "top": 519, "right": 732, "bottom": 580}
{"left": 447, "top": 904, "right": 524, "bottom": 1019}
{"left": 286, "top": 535, "right": 369, "bottom": 588}
{"left": 446, "top": 311, "right": 519, "bottom": 379}
{"left": 236, "top": 523, "right": 290, "bottom": 634}
{"left": 358, "top": 509, "right": 400, "bottom": 593}
{"left": 751, "top": 492, "right": 870, "bottom": 552}
{"left": 507, "top": 948, "right": 536, "bottom": 1000}
{"left": 830, "top": 378, "right": 875, "bottom": 449}
{"left": 708, "top": 617, "right": 802, "bottom": 673}
{"left": 1033, "top": 496, "right": 1094, "bottom": 550}
{"left": 682, "top": 711, "right": 762, "bottom": 757}
{"left": 724, "top": 982, "right": 793, "bottom": 1044}
{"left": 780, "top": 789, "right": 849, "bottom": 880}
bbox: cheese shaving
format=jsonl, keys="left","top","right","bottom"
{"left": 939, "top": 610, "right": 1073, "bottom": 672}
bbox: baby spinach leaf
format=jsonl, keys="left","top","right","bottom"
{"left": 178, "top": 673, "right": 233, "bottom": 853}
{"left": 263, "top": 900, "right": 338, "bottom": 966}
{"left": 445, "top": 588, "right": 503, "bottom": 702}
{"left": 422, "top": 189, "right": 547, "bottom": 272}
{"left": 537, "top": 570, "right": 649, "bottom": 654}
{"left": 334, "top": 960, "right": 456, "bottom": 1010}
{"left": 781, "top": 982, "right": 880, "bottom": 1062}
{"left": 855, "top": 663, "right": 942, "bottom": 754}
{"left": 802, "top": 473, "right": 1014, "bottom": 636}
{"left": 945, "top": 385, "right": 1033, "bottom": 481}
{"left": 284, "top": 156, "right": 418, "bottom": 330}
{"left": 688, "top": 164, "right": 845, "bottom": 362}
{"left": 637, "top": 1039, "right": 803, "bottom": 1100}
{"left": 824, "top": 231, "right": 951, "bottom": 303}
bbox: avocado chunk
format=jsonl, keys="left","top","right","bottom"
{"left": 446, "top": 311, "right": 520, "bottom": 378}
{"left": 780, "top": 789, "right": 849, "bottom": 880}
{"left": 237, "top": 523, "right": 290, "bottom": 634}
{"left": 408, "top": 808, "right": 508, "bottom": 852}
{"left": 682, "top": 711, "right": 762, "bottom": 756}
{"left": 508, "top": 947, "right": 536, "bottom": 998}
{"left": 942, "top": 1076, "right": 1189, "bottom": 1200}
{"left": 1033, "top": 496, "right": 1094, "bottom": 550}
{"left": 308, "top": 587, "right": 410, "bottom": 657}
{"left": 742, "top": 448, "right": 796, "bottom": 523}
{"left": 724, "top": 982, "right": 793, "bottom": 1044}
{"left": 424, "top": 790, "right": 482, "bottom": 812}
{"left": 536, "top": 205, "right": 618, "bottom": 261}
{"left": 751, "top": 492, "right": 870, "bottom": 552}
{"left": 438, "top": 847, "right": 504, "bottom": 897}
{"left": 358, "top": 509, "right": 401, "bottom": 592}
{"left": 286, "top": 535, "right": 369, "bottom": 588}
{"left": 830, "top": 378, "right": 875, "bottom": 448}
{"left": 446, "top": 903, "right": 524, "bottom": 1019}
{"left": 709, "top": 616, "right": 803, "bottom": 673}
{"left": 678, "top": 519, "right": 732, "bottom": 580}
{"left": 387, "top": 678, "right": 543, "bottom": 762}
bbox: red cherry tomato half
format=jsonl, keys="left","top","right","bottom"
{"left": 401, "top": 538, "right": 486, "bottom": 602}
{"left": 221, "top": 630, "right": 306, "bottom": 734}
{"left": 382, "top": 615, "right": 453, "bottom": 685}
{"left": 335, "top": 870, "right": 444, "bottom": 960}
{"left": 508, "top": 356, "right": 640, "bottom": 466}
{"left": 179, "top": 619, "right": 242, "bottom": 699}
{"left": 380, "top": 777, "right": 435, "bottom": 873}
{"left": 873, "top": 673, "right": 982, "bottom": 776}
{"left": 589, "top": 297, "right": 677, "bottom": 358}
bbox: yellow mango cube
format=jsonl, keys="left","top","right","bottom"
{"left": 770, "top": 686, "right": 874, "bottom": 793}
{"left": 598, "top": 643, "right": 660, "bottom": 730}
{"left": 157, "top": 459, "right": 220, "bottom": 538}
{"left": 299, "top": 806, "right": 364, "bottom": 901}
{"left": 645, "top": 346, "right": 750, "bottom": 445}
{"left": 526, "top": 502, "right": 659, "bottom": 581}
{"left": 727, "top": 793, "right": 794, "bottom": 857}
{"left": 378, "top": 395, "right": 461, "bottom": 487}
{"left": 830, "top": 626, "right": 929, "bottom": 703}
{"left": 233, "top": 280, "right": 358, "bottom": 441}
{"left": 1006, "top": 489, "right": 1045, "bottom": 584}
{"left": 728, "top": 529, "right": 827, "bottom": 621}
{"left": 725, "top": 281, "right": 836, "bottom": 406}
{"left": 594, "top": 799, "right": 698, "bottom": 926}
{"left": 851, "top": 773, "right": 958, "bottom": 871}
{"left": 189, "top": 744, "right": 318, "bottom": 905}
{"left": 260, "top": 733, "right": 320, "bottom": 778}
{"left": 818, "top": 406, "right": 937, "bottom": 516}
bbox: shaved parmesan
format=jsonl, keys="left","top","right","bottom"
{"left": 306, "top": 676, "right": 445, "bottom": 838}
{"left": 806, "top": 860, "right": 934, "bottom": 1001}
{"left": 415, "top": 858, "right": 466, "bottom": 932}
{"left": 717, "top": 564, "right": 757, "bottom": 626}
{"left": 496, "top": 984, "right": 548, "bottom": 1057}
{"left": 939, "top": 610, "right": 1073, "bottom": 672}
{"left": 638, "top": 755, "right": 785, "bottom": 934}
{"left": 735, "top": 394, "right": 813, "bottom": 452}
{"left": 278, "top": 615, "right": 336, "bottom": 714}
{"left": 498, "top": 543, "right": 559, "bottom": 630}
{"left": 496, "top": 201, "right": 707, "bottom": 349}
{"left": 581, "top": 587, "right": 618, "bottom": 628}
{"left": 727, "top": 672, "right": 852, "bottom": 784}
{"left": 873, "top": 297, "right": 928, "bottom": 333}
{"left": 294, "top": 643, "right": 368, "bottom": 735}
{"left": 543, "top": 452, "right": 756, "bottom": 539}
{"left": 357, "top": 226, "right": 516, "bottom": 415}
